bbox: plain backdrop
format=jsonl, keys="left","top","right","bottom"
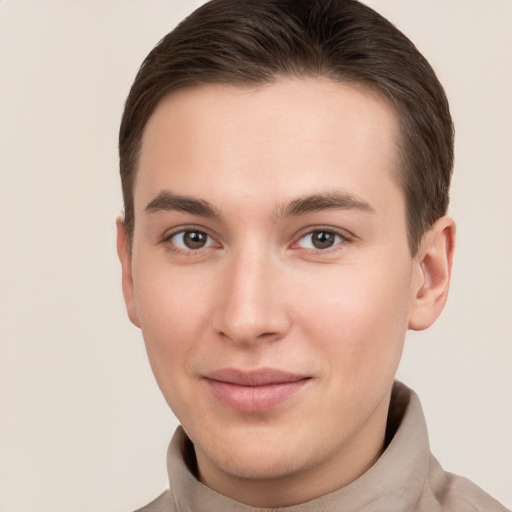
{"left": 0, "top": 1, "right": 511, "bottom": 511}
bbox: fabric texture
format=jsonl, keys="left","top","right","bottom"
{"left": 133, "top": 382, "right": 508, "bottom": 512}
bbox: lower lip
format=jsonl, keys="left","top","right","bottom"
{"left": 205, "top": 379, "right": 310, "bottom": 413}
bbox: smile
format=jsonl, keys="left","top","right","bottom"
{"left": 203, "top": 368, "right": 311, "bottom": 413}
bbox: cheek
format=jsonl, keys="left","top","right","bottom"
{"left": 297, "top": 261, "right": 412, "bottom": 380}
{"left": 134, "top": 255, "right": 212, "bottom": 335}
{"left": 132, "top": 263, "right": 214, "bottom": 395}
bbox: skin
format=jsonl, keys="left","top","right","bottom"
{"left": 117, "top": 78, "right": 455, "bottom": 508}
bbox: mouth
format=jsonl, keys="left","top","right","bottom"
{"left": 203, "top": 368, "right": 311, "bottom": 413}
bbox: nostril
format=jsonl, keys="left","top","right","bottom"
{"left": 256, "top": 331, "right": 280, "bottom": 340}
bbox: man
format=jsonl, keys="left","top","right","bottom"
{"left": 116, "top": 0, "right": 508, "bottom": 510}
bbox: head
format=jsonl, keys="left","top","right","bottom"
{"left": 117, "top": 0, "right": 455, "bottom": 507}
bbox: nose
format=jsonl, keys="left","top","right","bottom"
{"left": 212, "top": 244, "right": 291, "bottom": 346}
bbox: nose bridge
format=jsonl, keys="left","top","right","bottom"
{"left": 214, "top": 239, "right": 288, "bottom": 344}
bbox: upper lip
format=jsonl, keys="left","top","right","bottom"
{"left": 204, "top": 368, "right": 310, "bottom": 386}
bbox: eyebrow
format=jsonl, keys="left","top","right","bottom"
{"left": 276, "top": 191, "right": 376, "bottom": 218}
{"left": 144, "top": 190, "right": 375, "bottom": 220}
{"left": 144, "top": 191, "right": 221, "bottom": 218}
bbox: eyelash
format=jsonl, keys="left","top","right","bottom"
{"left": 162, "top": 227, "right": 220, "bottom": 254}
{"left": 161, "top": 227, "right": 351, "bottom": 255}
{"left": 293, "top": 227, "right": 350, "bottom": 253}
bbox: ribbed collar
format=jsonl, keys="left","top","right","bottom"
{"left": 166, "top": 381, "right": 430, "bottom": 512}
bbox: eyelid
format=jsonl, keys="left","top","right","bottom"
{"left": 159, "top": 224, "right": 353, "bottom": 253}
{"left": 291, "top": 226, "right": 353, "bottom": 251}
{"left": 161, "top": 225, "right": 222, "bottom": 251}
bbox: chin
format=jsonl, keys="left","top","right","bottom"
{"left": 194, "top": 422, "right": 317, "bottom": 481}
{"left": 211, "top": 447, "right": 304, "bottom": 481}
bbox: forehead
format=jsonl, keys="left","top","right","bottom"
{"left": 136, "top": 78, "right": 402, "bottom": 215}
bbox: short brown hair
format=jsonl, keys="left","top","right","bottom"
{"left": 119, "top": 0, "right": 454, "bottom": 254}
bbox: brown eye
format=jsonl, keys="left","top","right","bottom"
{"left": 311, "top": 231, "right": 336, "bottom": 249}
{"left": 298, "top": 230, "right": 343, "bottom": 250}
{"left": 183, "top": 231, "right": 207, "bottom": 249}
{"left": 169, "top": 230, "right": 214, "bottom": 250}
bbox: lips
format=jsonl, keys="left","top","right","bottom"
{"left": 203, "top": 368, "right": 310, "bottom": 413}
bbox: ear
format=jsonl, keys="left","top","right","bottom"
{"left": 116, "top": 215, "right": 141, "bottom": 328}
{"left": 408, "top": 216, "right": 456, "bottom": 331}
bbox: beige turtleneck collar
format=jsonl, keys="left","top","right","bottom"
{"left": 135, "top": 382, "right": 507, "bottom": 512}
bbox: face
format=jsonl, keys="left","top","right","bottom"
{"left": 118, "top": 79, "right": 447, "bottom": 507}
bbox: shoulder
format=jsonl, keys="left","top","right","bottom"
{"left": 426, "top": 456, "right": 509, "bottom": 512}
{"left": 131, "top": 491, "right": 174, "bottom": 512}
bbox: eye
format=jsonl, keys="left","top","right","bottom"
{"left": 297, "top": 230, "right": 344, "bottom": 250}
{"left": 167, "top": 230, "right": 216, "bottom": 250}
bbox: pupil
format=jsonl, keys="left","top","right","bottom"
{"left": 184, "top": 231, "right": 206, "bottom": 249}
{"left": 312, "top": 231, "right": 335, "bottom": 249}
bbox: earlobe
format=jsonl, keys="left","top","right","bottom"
{"left": 408, "top": 216, "right": 456, "bottom": 331}
{"left": 116, "top": 215, "right": 141, "bottom": 328}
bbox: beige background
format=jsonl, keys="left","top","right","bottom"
{"left": 0, "top": 1, "right": 511, "bottom": 511}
